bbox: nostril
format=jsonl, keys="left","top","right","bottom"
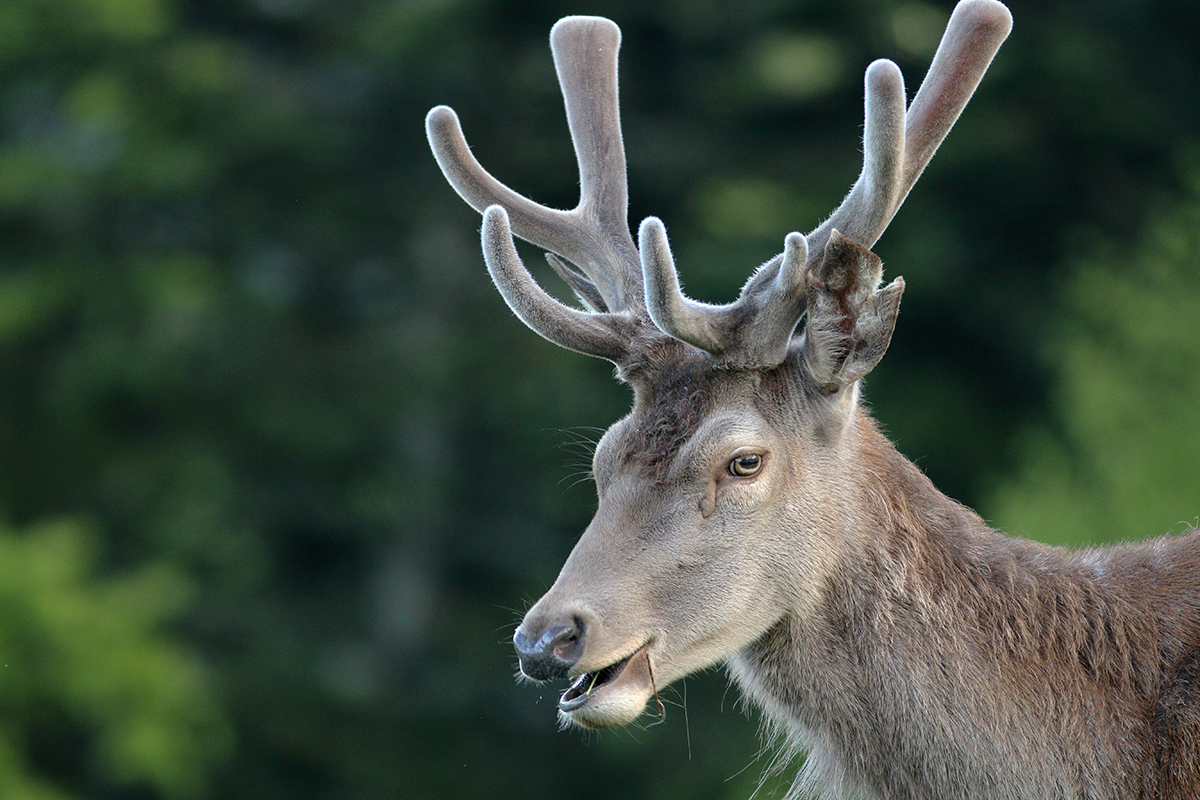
{"left": 513, "top": 618, "right": 585, "bottom": 681}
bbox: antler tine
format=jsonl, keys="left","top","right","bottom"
{"left": 550, "top": 18, "right": 630, "bottom": 242}
{"left": 804, "top": 0, "right": 1012, "bottom": 263}
{"left": 640, "top": 217, "right": 723, "bottom": 352}
{"left": 426, "top": 16, "right": 640, "bottom": 315}
{"left": 899, "top": 0, "right": 1013, "bottom": 200}
{"left": 803, "top": 59, "right": 906, "bottom": 265}
{"left": 642, "top": 217, "right": 810, "bottom": 368}
{"left": 482, "top": 206, "right": 636, "bottom": 360}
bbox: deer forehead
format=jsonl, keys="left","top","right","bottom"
{"left": 594, "top": 367, "right": 825, "bottom": 486}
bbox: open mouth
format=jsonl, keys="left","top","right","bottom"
{"left": 558, "top": 642, "right": 652, "bottom": 714}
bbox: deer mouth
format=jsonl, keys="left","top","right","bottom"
{"left": 558, "top": 642, "right": 653, "bottom": 725}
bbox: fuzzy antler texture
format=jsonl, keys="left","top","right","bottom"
{"left": 428, "top": 0, "right": 1012, "bottom": 378}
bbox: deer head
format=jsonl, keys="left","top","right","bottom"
{"left": 427, "top": 0, "right": 1012, "bottom": 730}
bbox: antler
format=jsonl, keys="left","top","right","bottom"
{"left": 427, "top": 17, "right": 643, "bottom": 360}
{"left": 643, "top": 0, "right": 1012, "bottom": 367}
{"left": 428, "top": 1, "right": 1012, "bottom": 371}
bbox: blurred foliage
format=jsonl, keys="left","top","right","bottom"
{"left": 0, "top": 518, "right": 229, "bottom": 799}
{"left": 985, "top": 156, "right": 1200, "bottom": 545}
{"left": 0, "top": 0, "right": 1196, "bottom": 798}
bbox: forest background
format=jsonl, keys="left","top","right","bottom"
{"left": 0, "top": 0, "right": 1197, "bottom": 798}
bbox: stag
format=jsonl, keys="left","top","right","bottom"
{"left": 426, "top": 1, "right": 1200, "bottom": 797}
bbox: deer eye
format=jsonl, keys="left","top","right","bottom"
{"left": 728, "top": 454, "right": 763, "bottom": 477}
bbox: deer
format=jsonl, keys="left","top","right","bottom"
{"left": 425, "top": 1, "right": 1200, "bottom": 797}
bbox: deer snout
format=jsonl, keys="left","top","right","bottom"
{"left": 513, "top": 619, "right": 585, "bottom": 681}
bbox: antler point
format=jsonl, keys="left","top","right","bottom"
{"left": 481, "top": 205, "right": 515, "bottom": 242}
{"left": 551, "top": 16, "right": 621, "bottom": 46}
{"left": 953, "top": 0, "right": 1014, "bottom": 38}
{"left": 865, "top": 59, "right": 903, "bottom": 87}
{"left": 638, "top": 216, "right": 665, "bottom": 236}
{"left": 425, "top": 104, "right": 459, "bottom": 133}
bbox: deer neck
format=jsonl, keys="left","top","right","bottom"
{"left": 728, "top": 411, "right": 989, "bottom": 703}
{"left": 727, "top": 412, "right": 1163, "bottom": 799}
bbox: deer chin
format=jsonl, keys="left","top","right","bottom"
{"left": 557, "top": 643, "right": 654, "bottom": 729}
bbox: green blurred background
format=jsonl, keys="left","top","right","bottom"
{"left": 0, "top": 0, "right": 1197, "bottom": 797}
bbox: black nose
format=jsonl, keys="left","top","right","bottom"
{"left": 513, "top": 620, "right": 584, "bottom": 681}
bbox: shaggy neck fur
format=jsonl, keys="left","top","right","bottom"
{"left": 729, "top": 414, "right": 1200, "bottom": 800}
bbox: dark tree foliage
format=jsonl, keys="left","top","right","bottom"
{"left": 0, "top": 0, "right": 1196, "bottom": 797}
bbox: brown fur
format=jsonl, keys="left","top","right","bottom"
{"left": 517, "top": 353, "right": 1200, "bottom": 798}
{"left": 728, "top": 415, "right": 1200, "bottom": 799}
{"left": 618, "top": 336, "right": 717, "bottom": 478}
{"left": 429, "top": 5, "right": 1200, "bottom": 797}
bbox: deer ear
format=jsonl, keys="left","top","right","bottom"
{"left": 801, "top": 230, "right": 904, "bottom": 392}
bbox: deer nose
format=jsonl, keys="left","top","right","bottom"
{"left": 514, "top": 620, "right": 585, "bottom": 681}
